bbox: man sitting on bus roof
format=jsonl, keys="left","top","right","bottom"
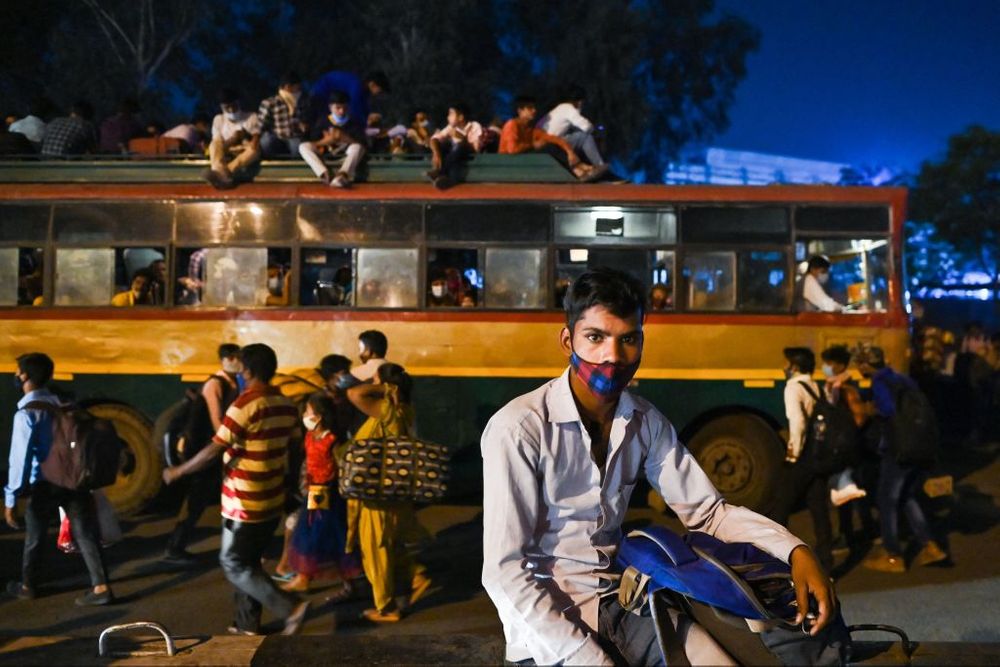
{"left": 204, "top": 88, "right": 262, "bottom": 190}
{"left": 40, "top": 100, "right": 98, "bottom": 157}
{"left": 799, "top": 255, "right": 845, "bottom": 313}
{"left": 539, "top": 84, "right": 608, "bottom": 172}
{"left": 427, "top": 103, "right": 484, "bottom": 190}
{"left": 499, "top": 95, "right": 603, "bottom": 182}
{"left": 298, "top": 90, "right": 365, "bottom": 189}
{"left": 258, "top": 71, "right": 308, "bottom": 157}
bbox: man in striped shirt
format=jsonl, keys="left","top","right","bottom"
{"left": 163, "top": 343, "right": 309, "bottom": 635}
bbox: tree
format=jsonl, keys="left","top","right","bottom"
{"left": 910, "top": 126, "right": 1000, "bottom": 302}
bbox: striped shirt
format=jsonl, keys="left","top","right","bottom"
{"left": 213, "top": 386, "right": 298, "bottom": 522}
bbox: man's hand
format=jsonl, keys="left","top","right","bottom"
{"left": 431, "top": 153, "right": 442, "bottom": 171}
{"left": 5, "top": 506, "right": 20, "bottom": 530}
{"left": 162, "top": 466, "right": 183, "bottom": 486}
{"left": 789, "top": 545, "right": 836, "bottom": 635}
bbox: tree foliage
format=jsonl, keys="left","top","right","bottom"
{"left": 1, "top": 0, "right": 758, "bottom": 180}
{"left": 910, "top": 125, "right": 1000, "bottom": 298}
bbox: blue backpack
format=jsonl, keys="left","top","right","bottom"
{"left": 617, "top": 526, "right": 857, "bottom": 666}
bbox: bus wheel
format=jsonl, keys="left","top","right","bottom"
{"left": 687, "top": 414, "right": 783, "bottom": 514}
{"left": 86, "top": 402, "right": 160, "bottom": 516}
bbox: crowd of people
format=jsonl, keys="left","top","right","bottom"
{"left": 4, "top": 330, "right": 433, "bottom": 633}
{"left": 2, "top": 71, "right": 614, "bottom": 190}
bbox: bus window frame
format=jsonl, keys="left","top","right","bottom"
{"left": 298, "top": 244, "right": 357, "bottom": 308}
{"left": 553, "top": 244, "right": 679, "bottom": 314}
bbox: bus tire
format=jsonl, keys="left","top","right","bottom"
{"left": 686, "top": 414, "right": 783, "bottom": 514}
{"left": 85, "top": 402, "right": 160, "bottom": 516}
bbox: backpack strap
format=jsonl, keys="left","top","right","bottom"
{"left": 796, "top": 380, "right": 822, "bottom": 403}
{"left": 22, "top": 401, "right": 62, "bottom": 414}
{"left": 649, "top": 590, "right": 692, "bottom": 667}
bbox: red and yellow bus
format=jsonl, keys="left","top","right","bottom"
{"left": 0, "top": 167, "right": 908, "bottom": 513}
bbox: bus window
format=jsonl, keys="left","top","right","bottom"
{"left": 113, "top": 247, "right": 166, "bottom": 305}
{"left": 555, "top": 248, "right": 651, "bottom": 307}
{"left": 300, "top": 248, "right": 354, "bottom": 306}
{"left": 796, "top": 239, "right": 889, "bottom": 313}
{"left": 54, "top": 248, "right": 114, "bottom": 306}
{"left": 484, "top": 248, "right": 546, "bottom": 309}
{"left": 682, "top": 207, "right": 789, "bottom": 244}
{"left": 427, "top": 248, "right": 480, "bottom": 308}
{"left": 649, "top": 250, "right": 675, "bottom": 312}
{"left": 356, "top": 248, "right": 418, "bottom": 308}
{"left": 4, "top": 248, "right": 44, "bottom": 306}
{"left": 176, "top": 202, "right": 296, "bottom": 243}
{"left": 202, "top": 248, "right": 268, "bottom": 307}
{"left": 738, "top": 251, "right": 790, "bottom": 312}
{"left": 554, "top": 207, "right": 676, "bottom": 245}
{"left": 682, "top": 252, "right": 736, "bottom": 311}
{"left": 54, "top": 203, "right": 173, "bottom": 243}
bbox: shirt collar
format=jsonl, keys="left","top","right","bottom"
{"left": 18, "top": 388, "right": 55, "bottom": 410}
{"left": 545, "top": 367, "right": 643, "bottom": 425}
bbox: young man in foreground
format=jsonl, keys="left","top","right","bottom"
{"left": 481, "top": 268, "right": 835, "bottom": 665}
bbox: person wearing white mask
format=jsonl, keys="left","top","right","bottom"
{"left": 799, "top": 255, "right": 845, "bottom": 313}
{"left": 204, "top": 88, "right": 262, "bottom": 190}
{"left": 258, "top": 71, "right": 308, "bottom": 157}
{"left": 298, "top": 90, "right": 366, "bottom": 189}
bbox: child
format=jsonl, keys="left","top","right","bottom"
{"left": 282, "top": 393, "right": 361, "bottom": 597}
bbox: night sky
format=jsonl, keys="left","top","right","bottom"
{"left": 713, "top": 0, "right": 1000, "bottom": 171}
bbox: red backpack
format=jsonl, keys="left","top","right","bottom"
{"left": 27, "top": 402, "right": 124, "bottom": 491}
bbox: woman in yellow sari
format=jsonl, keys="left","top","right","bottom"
{"left": 345, "top": 363, "right": 432, "bottom": 622}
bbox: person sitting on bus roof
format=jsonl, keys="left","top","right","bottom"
{"left": 308, "top": 70, "right": 390, "bottom": 133}
{"left": 539, "top": 84, "right": 608, "bottom": 172}
{"left": 111, "top": 268, "right": 155, "bottom": 307}
{"left": 299, "top": 90, "right": 366, "bottom": 189}
{"left": 162, "top": 113, "right": 211, "bottom": 154}
{"left": 204, "top": 88, "right": 262, "bottom": 191}
{"left": 0, "top": 121, "right": 35, "bottom": 156}
{"left": 799, "top": 255, "right": 845, "bottom": 313}
{"left": 98, "top": 98, "right": 144, "bottom": 154}
{"left": 499, "top": 95, "right": 603, "bottom": 182}
{"left": 427, "top": 103, "right": 484, "bottom": 191}
{"left": 406, "top": 109, "right": 433, "bottom": 153}
{"left": 9, "top": 97, "right": 53, "bottom": 150}
{"left": 258, "top": 71, "right": 308, "bottom": 157}
{"left": 40, "top": 100, "right": 98, "bottom": 157}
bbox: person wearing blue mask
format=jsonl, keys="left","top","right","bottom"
{"left": 298, "top": 90, "right": 366, "bottom": 189}
{"left": 480, "top": 268, "right": 836, "bottom": 666}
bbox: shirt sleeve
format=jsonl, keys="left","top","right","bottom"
{"left": 646, "top": 417, "right": 806, "bottom": 563}
{"left": 5, "top": 410, "right": 33, "bottom": 508}
{"left": 203, "top": 378, "right": 226, "bottom": 432}
{"left": 499, "top": 121, "right": 526, "bottom": 154}
{"left": 212, "top": 402, "right": 246, "bottom": 449}
{"left": 480, "top": 415, "right": 613, "bottom": 666}
{"left": 873, "top": 377, "right": 896, "bottom": 417}
{"left": 257, "top": 100, "right": 273, "bottom": 131}
{"left": 563, "top": 105, "right": 593, "bottom": 133}
{"left": 785, "top": 381, "right": 813, "bottom": 458}
{"left": 803, "top": 274, "right": 843, "bottom": 312}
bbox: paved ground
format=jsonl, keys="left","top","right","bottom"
{"left": 0, "top": 444, "right": 997, "bottom": 654}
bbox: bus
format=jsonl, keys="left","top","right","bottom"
{"left": 0, "top": 160, "right": 908, "bottom": 514}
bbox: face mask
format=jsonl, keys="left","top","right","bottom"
{"left": 569, "top": 351, "right": 640, "bottom": 403}
{"left": 330, "top": 112, "right": 348, "bottom": 125}
{"left": 268, "top": 277, "right": 280, "bottom": 292}
{"left": 13, "top": 374, "right": 24, "bottom": 392}
{"left": 431, "top": 285, "right": 445, "bottom": 298}
{"left": 818, "top": 272, "right": 830, "bottom": 285}
{"left": 783, "top": 367, "right": 795, "bottom": 380}
{"left": 821, "top": 364, "right": 834, "bottom": 378}
{"left": 222, "top": 359, "right": 241, "bottom": 375}
{"left": 302, "top": 415, "right": 320, "bottom": 431}
{"left": 419, "top": 120, "right": 429, "bottom": 128}
{"left": 224, "top": 111, "right": 240, "bottom": 122}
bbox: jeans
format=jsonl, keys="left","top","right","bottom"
{"left": 166, "top": 467, "right": 219, "bottom": 555}
{"left": 260, "top": 132, "right": 302, "bottom": 157}
{"left": 877, "top": 455, "right": 932, "bottom": 555}
{"left": 770, "top": 462, "right": 834, "bottom": 569}
{"left": 433, "top": 139, "right": 474, "bottom": 183}
{"left": 22, "top": 481, "right": 109, "bottom": 590}
{"left": 563, "top": 129, "right": 605, "bottom": 166}
{"left": 219, "top": 517, "right": 298, "bottom": 632}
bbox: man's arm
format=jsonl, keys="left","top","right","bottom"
{"left": 481, "top": 416, "right": 612, "bottom": 666}
{"left": 785, "top": 382, "right": 811, "bottom": 461}
{"left": 202, "top": 377, "right": 226, "bottom": 432}
{"left": 563, "top": 105, "right": 594, "bottom": 133}
{"left": 803, "top": 275, "right": 843, "bottom": 312}
{"left": 163, "top": 402, "right": 242, "bottom": 484}
{"left": 645, "top": 420, "right": 835, "bottom": 633}
{"left": 4, "top": 410, "right": 32, "bottom": 527}
{"left": 533, "top": 129, "right": 578, "bottom": 166}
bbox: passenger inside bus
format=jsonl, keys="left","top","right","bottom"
{"left": 649, "top": 283, "right": 671, "bottom": 311}
{"left": 111, "top": 268, "right": 154, "bottom": 306}
{"left": 798, "top": 254, "right": 845, "bottom": 313}
{"left": 427, "top": 269, "right": 456, "bottom": 308}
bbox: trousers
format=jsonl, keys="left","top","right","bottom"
{"left": 877, "top": 455, "right": 932, "bottom": 555}
{"left": 354, "top": 500, "right": 427, "bottom": 612}
{"left": 166, "top": 467, "right": 219, "bottom": 554}
{"left": 219, "top": 517, "right": 298, "bottom": 632}
{"left": 299, "top": 141, "right": 365, "bottom": 180}
{"left": 770, "top": 461, "right": 834, "bottom": 570}
{"left": 22, "top": 480, "right": 109, "bottom": 590}
{"left": 208, "top": 138, "right": 260, "bottom": 175}
{"left": 563, "top": 129, "right": 605, "bottom": 166}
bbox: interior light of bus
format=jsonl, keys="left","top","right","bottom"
{"left": 588, "top": 206, "right": 624, "bottom": 220}
{"left": 569, "top": 249, "right": 589, "bottom": 263}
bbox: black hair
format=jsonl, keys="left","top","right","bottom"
{"left": 318, "top": 354, "right": 351, "bottom": 380}
{"left": 783, "top": 347, "right": 816, "bottom": 375}
{"left": 563, "top": 84, "right": 586, "bottom": 103}
{"left": 16, "top": 352, "right": 54, "bottom": 387}
{"left": 328, "top": 90, "right": 350, "bottom": 105}
{"left": 513, "top": 95, "right": 536, "bottom": 112}
{"left": 365, "top": 71, "right": 390, "bottom": 93}
{"left": 377, "top": 363, "right": 412, "bottom": 404}
{"left": 241, "top": 343, "right": 278, "bottom": 383}
{"left": 963, "top": 321, "right": 986, "bottom": 338}
{"left": 358, "top": 330, "right": 388, "bottom": 358}
{"left": 29, "top": 97, "right": 54, "bottom": 119}
{"left": 218, "top": 343, "right": 241, "bottom": 360}
{"left": 131, "top": 267, "right": 155, "bottom": 284}
{"left": 821, "top": 345, "right": 851, "bottom": 367}
{"left": 306, "top": 391, "right": 338, "bottom": 433}
{"left": 218, "top": 88, "right": 240, "bottom": 106}
{"left": 807, "top": 255, "right": 831, "bottom": 272}
{"left": 71, "top": 100, "right": 94, "bottom": 120}
{"left": 450, "top": 103, "right": 470, "bottom": 119}
{"left": 280, "top": 71, "right": 302, "bottom": 87}
{"left": 564, "top": 267, "right": 645, "bottom": 334}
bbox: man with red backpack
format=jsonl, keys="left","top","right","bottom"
{"left": 4, "top": 352, "right": 114, "bottom": 605}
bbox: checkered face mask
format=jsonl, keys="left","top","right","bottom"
{"left": 569, "top": 351, "right": 641, "bottom": 403}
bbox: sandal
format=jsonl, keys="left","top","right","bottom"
{"left": 271, "top": 571, "right": 296, "bottom": 582}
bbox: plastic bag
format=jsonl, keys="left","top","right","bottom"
{"left": 56, "top": 491, "right": 122, "bottom": 553}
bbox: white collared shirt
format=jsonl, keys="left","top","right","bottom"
{"left": 784, "top": 373, "right": 819, "bottom": 459}
{"left": 801, "top": 273, "right": 843, "bottom": 312}
{"left": 350, "top": 357, "right": 390, "bottom": 383}
{"left": 540, "top": 102, "right": 594, "bottom": 137}
{"left": 481, "top": 369, "right": 806, "bottom": 665}
{"left": 211, "top": 111, "right": 261, "bottom": 142}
